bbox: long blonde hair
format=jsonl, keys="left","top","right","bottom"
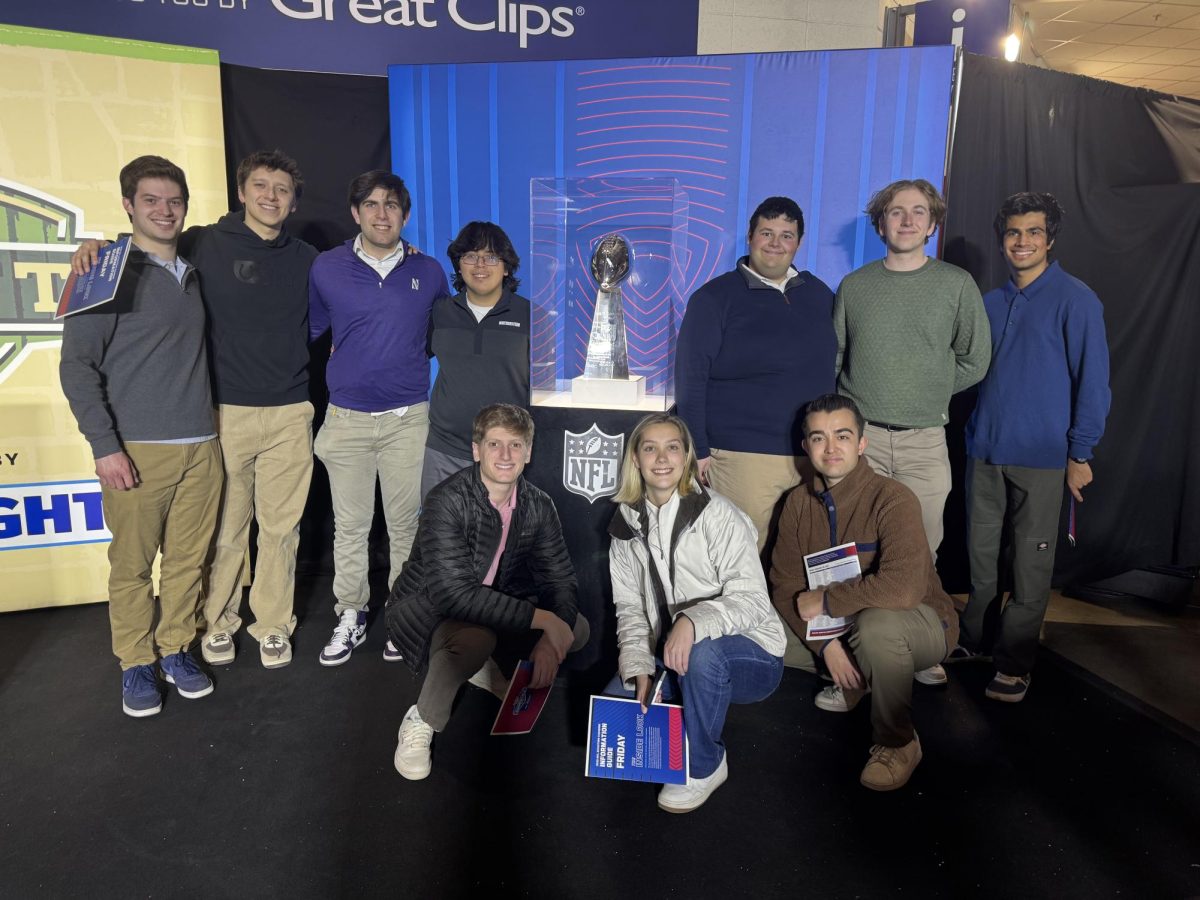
{"left": 613, "top": 413, "right": 701, "bottom": 505}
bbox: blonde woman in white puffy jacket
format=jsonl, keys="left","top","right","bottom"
{"left": 606, "top": 412, "right": 787, "bottom": 813}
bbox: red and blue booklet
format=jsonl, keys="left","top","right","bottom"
{"left": 55, "top": 237, "right": 131, "bottom": 319}
{"left": 585, "top": 694, "right": 688, "bottom": 784}
{"left": 490, "top": 661, "right": 552, "bottom": 736}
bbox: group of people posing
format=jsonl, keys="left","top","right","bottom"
{"left": 61, "top": 152, "right": 1110, "bottom": 813}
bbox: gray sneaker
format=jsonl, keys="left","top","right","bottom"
{"left": 260, "top": 634, "right": 292, "bottom": 669}
{"left": 201, "top": 630, "right": 235, "bottom": 665}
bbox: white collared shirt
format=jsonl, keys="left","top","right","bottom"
{"left": 741, "top": 261, "right": 798, "bottom": 293}
{"left": 353, "top": 234, "right": 405, "bottom": 279}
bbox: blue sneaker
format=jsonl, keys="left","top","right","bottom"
{"left": 320, "top": 609, "right": 367, "bottom": 667}
{"left": 121, "top": 664, "right": 162, "bottom": 718}
{"left": 160, "top": 651, "right": 214, "bottom": 699}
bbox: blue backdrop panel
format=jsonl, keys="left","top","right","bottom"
{"left": 390, "top": 46, "right": 955, "bottom": 386}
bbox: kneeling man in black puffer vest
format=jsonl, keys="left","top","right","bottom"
{"left": 385, "top": 403, "right": 590, "bottom": 779}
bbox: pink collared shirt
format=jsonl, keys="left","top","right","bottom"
{"left": 482, "top": 483, "right": 517, "bottom": 587}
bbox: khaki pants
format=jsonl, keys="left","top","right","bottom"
{"left": 785, "top": 606, "right": 947, "bottom": 747}
{"left": 314, "top": 402, "right": 428, "bottom": 613}
{"left": 103, "top": 440, "right": 223, "bottom": 668}
{"left": 863, "top": 424, "right": 951, "bottom": 559}
{"left": 203, "top": 402, "right": 314, "bottom": 642}
{"left": 706, "top": 448, "right": 803, "bottom": 553}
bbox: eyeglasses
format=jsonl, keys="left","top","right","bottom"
{"left": 461, "top": 252, "right": 502, "bottom": 267}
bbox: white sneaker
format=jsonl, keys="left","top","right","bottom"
{"left": 319, "top": 609, "right": 366, "bottom": 667}
{"left": 814, "top": 684, "right": 868, "bottom": 712}
{"left": 467, "top": 657, "right": 510, "bottom": 700}
{"left": 394, "top": 705, "right": 434, "bottom": 780}
{"left": 260, "top": 634, "right": 292, "bottom": 669}
{"left": 201, "top": 630, "right": 235, "bottom": 665}
{"left": 914, "top": 664, "right": 948, "bottom": 686}
{"left": 657, "top": 754, "right": 728, "bottom": 813}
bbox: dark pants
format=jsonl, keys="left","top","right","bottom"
{"left": 416, "top": 615, "right": 590, "bottom": 730}
{"left": 962, "top": 458, "right": 1065, "bottom": 677}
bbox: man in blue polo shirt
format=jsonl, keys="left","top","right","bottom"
{"left": 959, "top": 192, "right": 1111, "bottom": 703}
{"left": 309, "top": 170, "right": 450, "bottom": 665}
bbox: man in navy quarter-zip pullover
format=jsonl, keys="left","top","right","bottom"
{"left": 958, "top": 192, "right": 1111, "bottom": 704}
{"left": 308, "top": 170, "right": 450, "bottom": 666}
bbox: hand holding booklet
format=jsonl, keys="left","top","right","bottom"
{"left": 585, "top": 689, "right": 687, "bottom": 784}
{"left": 803, "top": 542, "right": 861, "bottom": 640}
{"left": 55, "top": 237, "right": 131, "bottom": 319}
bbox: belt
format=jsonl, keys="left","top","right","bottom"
{"left": 867, "top": 420, "right": 914, "bottom": 432}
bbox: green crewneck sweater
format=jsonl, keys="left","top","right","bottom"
{"left": 833, "top": 257, "right": 990, "bottom": 428}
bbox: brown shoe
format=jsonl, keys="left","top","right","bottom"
{"left": 860, "top": 733, "right": 922, "bottom": 791}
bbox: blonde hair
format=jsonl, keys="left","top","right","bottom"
{"left": 613, "top": 413, "right": 700, "bottom": 505}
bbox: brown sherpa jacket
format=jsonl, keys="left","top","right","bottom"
{"left": 769, "top": 458, "right": 959, "bottom": 657}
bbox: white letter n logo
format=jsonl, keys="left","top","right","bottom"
{"left": 411, "top": 278, "right": 420, "bottom": 290}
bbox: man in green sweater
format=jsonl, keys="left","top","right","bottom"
{"left": 833, "top": 178, "right": 990, "bottom": 562}
{"left": 833, "top": 179, "right": 988, "bottom": 688}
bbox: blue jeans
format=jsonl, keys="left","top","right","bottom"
{"left": 605, "top": 635, "right": 783, "bottom": 779}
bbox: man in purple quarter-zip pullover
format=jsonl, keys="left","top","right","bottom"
{"left": 308, "top": 170, "right": 450, "bottom": 666}
{"left": 957, "top": 192, "right": 1111, "bottom": 704}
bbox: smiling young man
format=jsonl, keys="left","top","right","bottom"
{"left": 384, "top": 404, "right": 589, "bottom": 779}
{"left": 61, "top": 155, "right": 222, "bottom": 717}
{"left": 72, "top": 150, "right": 320, "bottom": 671}
{"left": 769, "top": 394, "right": 958, "bottom": 790}
{"left": 958, "top": 193, "right": 1111, "bottom": 703}
{"left": 421, "top": 222, "right": 530, "bottom": 500}
{"left": 308, "top": 170, "right": 450, "bottom": 666}
{"left": 675, "top": 196, "right": 836, "bottom": 553}
{"left": 833, "top": 179, "right": 991, "bottom": 568}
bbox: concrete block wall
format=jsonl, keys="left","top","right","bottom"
{"left": 697, "top": 0, "right": 888, "bottom": 54}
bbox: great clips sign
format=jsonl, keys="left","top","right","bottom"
{"left": 0, "top": 0, "right": 699, "bottom": 74}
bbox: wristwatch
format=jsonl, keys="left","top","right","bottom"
{"left": 1069, "top": 457, "right": 1089, "bottom": 464}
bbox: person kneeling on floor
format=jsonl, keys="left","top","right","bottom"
{"left": 384, "top": 403, "right": 589, "bottom": 779}
{"left": 770, "top": 393, "right": 958, "bottom": 791}
{"left": 607, "top": 413, "right": 786, "bottom": 813}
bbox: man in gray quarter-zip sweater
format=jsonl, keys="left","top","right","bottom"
{"left": 833, "top": 179, "right": 990, "bottom": 563}
{"left": 60, "top": 156, "right": 222, "bottom": 719}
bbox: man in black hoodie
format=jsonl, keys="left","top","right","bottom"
{"left": 73, "top": 150, "right": 318, "bottom": 670}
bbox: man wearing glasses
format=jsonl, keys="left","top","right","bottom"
{"left": 419, "top": 222, "right": 531, "bottom": 500}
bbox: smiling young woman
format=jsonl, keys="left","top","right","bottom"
{"left": 604, "top": 413, "right": 787, "bottom": 813}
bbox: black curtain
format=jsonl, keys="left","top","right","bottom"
{"left": 219, "top": 63, "right": 392, "bottom": 574}
{"left": 940, "top": 53, "right": 1200, "bottom": 592}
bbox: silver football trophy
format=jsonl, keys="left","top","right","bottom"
{"left": 572, "top": 233, "right": 646, "bottom": 406}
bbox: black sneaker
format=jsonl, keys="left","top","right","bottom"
{"left": 946, "top": 645, "right": 985, "bottom": 663}
{"left": 985, "top": 672, "right": 1031, "bottom": 703}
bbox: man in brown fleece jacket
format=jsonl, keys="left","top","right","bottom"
{"left": 770, "top": 393, "right": 957, "bottom": 791}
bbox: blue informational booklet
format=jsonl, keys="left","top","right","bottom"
{"left": 55, "top": 237, "right": 132, "bottom": 319}
{"left": 585, "top": 695, "right": 688, "bottom": 785}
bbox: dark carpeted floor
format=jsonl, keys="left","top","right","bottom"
{"left": 1, "top": 576, "right": 1198, "bottom": 899}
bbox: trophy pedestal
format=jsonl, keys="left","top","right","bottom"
{"left": 571, "top": 374, "right": 645, "bottom": 407}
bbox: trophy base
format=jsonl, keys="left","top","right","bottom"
{"left": 571, "top": 374, "right": 646, "bottom": 407}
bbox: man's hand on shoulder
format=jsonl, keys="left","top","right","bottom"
{"left": 95, "top": 451, "right": 139, "bottom": 490}
{"left": 70, "top": 239, "right": 109, "bottom": 276}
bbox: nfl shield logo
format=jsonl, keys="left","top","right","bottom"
{"left": 562, "top": 424, "right": 624, "bottom": 503}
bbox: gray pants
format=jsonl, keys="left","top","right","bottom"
{"left": 416, "top": 615, "right": 591, "bottom": 730}
{"left": 961, "top": 459, "right": 1065, "bottom": 677}
{"left": 784, "top": 605, "right": 947, "bottom": 747}
{"left": 421, "top": 445, "right": 473, "bottom": 501}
